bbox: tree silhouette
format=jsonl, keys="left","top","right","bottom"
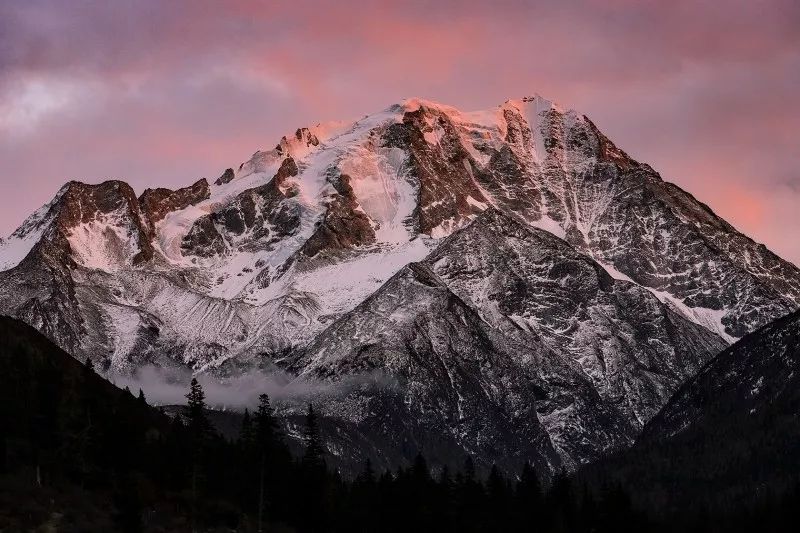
{"left": 254, "top": 393, "right": 281, "bottom": 532}
{"left": 302, "top": 403, "right": 325, "bottom": 469}
{"left": 185, "top": 378, "right": 209, "bottom": 532}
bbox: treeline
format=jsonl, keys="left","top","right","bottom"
{"left": 3, "top": 315, "right": 800, "bottom": 532}
{"left": 179, "top": 379, "right": 652, "bottom": 533}
{"left": 0, "top": 335, "right": 645, "bottom": 533}
{"left": 0, "top": 314, "right": 641, "bottom": 532}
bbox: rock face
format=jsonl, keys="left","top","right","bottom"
{"left": 581, "top": 309, "right": 800, "bottom": 515}
{"left": 288, "top": 210, "right": 725, "bottom": 470}
{"left": 140, "top": 179, "right": 210, "bottom": 230}
{"left": 642, "top": 308, "right": 800, "bottom": 442}
{"left": 0, "top": 95, "right": 798, "bottom": 471}
{"left": 182, "top": 158, "right": 302, "bottom": 259}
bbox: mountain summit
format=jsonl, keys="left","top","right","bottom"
{"left": 1, "top": 95, "right": 799, "bottom": 470}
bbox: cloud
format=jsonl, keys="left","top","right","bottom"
{"left": 109, "top": 364, "right": 398, "bottom": 412}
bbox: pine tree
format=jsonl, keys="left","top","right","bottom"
{"left": 302, "top": 403, "right": 325, "bottom": 469}
{"left": 515, "top": 461, "right": 543, "bottom": 526}
{"left": 437, "top": 465, "right": 455, "bottom": 530}
{"left": 240, "top": 408, "right": 254, "bottom": 446}
{"left": 137, "top": 388, "right": 146, "bottom": 406}
{"left": 487, "top": 464, "right": 510, "bottom": 529}
{"left": 254, "top": 393, "right": 281, "bottom": 533}
{"left": 547, "top": 469, "right": 577, "bottom": 532}
{"left": 254, "top": 393, "right": 281, "bottom": 453}
{"left": 185, "top": 378, "right": 210, "bottom": 439}
{"left": 357, "top": 459, "right": 375, "bottom": 485}
{"left": 463, "top": 455, "right": 476, "bottom": 484}
{"left": 412, "top": 452, "right": 430, "bottom": 483}
{"left": 456, "top": 455, "right": 483, "bottom": 532}
{"left": 439, "top": 464, "right": 452, "bottom": 488}
{"left": 184, "top": 378, "right": 209, "bottom": 533}
{"left": 300, "top": 403, "right": 327, "bottom": 532}
{"left": 487, "top": 464, "right": 506, "bottom": 500}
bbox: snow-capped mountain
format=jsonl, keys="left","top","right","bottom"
{"left": 1, "top": 95, "right": 798, "bottom": 470}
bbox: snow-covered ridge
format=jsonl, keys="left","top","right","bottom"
{"left": 0, "top": 184, "right": 68, "bottom": 271}
{"left": 1, "top": 94, "right": 800, "bottom": 372}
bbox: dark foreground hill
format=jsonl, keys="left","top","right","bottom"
{"left": 579, "top": 309, "right": 800, "bottom": 531}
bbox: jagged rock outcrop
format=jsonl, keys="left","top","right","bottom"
{"left": 140, "top": 179, "right": 210, "bottom": 230}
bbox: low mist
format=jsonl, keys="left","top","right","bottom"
{"left": 108, "top": 365, "right": 397, "bottom": 412}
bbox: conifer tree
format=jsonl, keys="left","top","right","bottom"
{"left": 412, "top": 452, "right": 430, "bottom": 483}
{"left": 302, "top": 403, "right": 325, "bottom": 469}
{"left": 300, "top": 403, "right": 327, "bottom": 532}
{"left": 487, "top": 464, "right": 510, "bottom": 529}
{"left": 254, "top": 393, "right": 281, "bottom": 453}
{"left": 516, "top": 461, "right": 543, "bottom": 526}
{"left": 463, "top": 455, "right": 476, "bottom": 485}
{"left": 487, "top": 464, "right": 506, "bottom": 500}
{"left": 185, "top": 378, "right": 209, "bottom": 533}
{"left": 254, "top": 393, "right": 281, "bottom": 533}
{"left": 239, "top": 408, "right": 254, "bottom": 446}
{"left": 357, "top": 458, "right": 375, "bottom": 485}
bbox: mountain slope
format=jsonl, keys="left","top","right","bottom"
{"left": 579, "top": 308, "right": 800, "bottom": 521}
{"left": 286, "top": 210, "right": 726, "bottom": 469}
{"left": 0, "top": 315, "right": 173, "bottom": 530}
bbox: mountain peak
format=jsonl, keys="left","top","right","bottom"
{"left": 393, "top": 97, "right": 461, "bottom": 114}
{"left": 2, "top": 94, "right": 800, "bottom": 363}
{"left": 504, "top": 94, "right": 564, "bottom": 114}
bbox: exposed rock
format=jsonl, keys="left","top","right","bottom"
{"left": 139, "top": 178, "right": 210, "bottom": 230}
{"left": 56, "top": 180, "right": 155, "bottom": 264}
{"left": 288, "top": 210, "right": 726, "bottom": 471}
{"left": 300, "top": 173, "right": 376, "bottom": 257}
{"left": 214, "top": 168, "right": 235, "bottom": 186}
{"left": 583, "top": 309, "right": 800, "bottom": 515}
{"left": 182, "top": 158, "right": 301, "bottom": 258}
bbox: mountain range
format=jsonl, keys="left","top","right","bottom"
{"left": 2, "top": 95, "right": 799, "bottom": 472}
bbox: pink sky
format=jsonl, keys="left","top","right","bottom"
{"left": 1, "top": 0, "right": 799, "bottom": 264}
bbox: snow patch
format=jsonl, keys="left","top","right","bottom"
{"left": 67, "top": 209, "right": 141, "bottom": 273}
{"left": 340, "top": 146, "right": 416, "bottom": 244}
{"left": 0, "top": 228, "right": 45, "bottom": 271}
{"left": 246, "top": 238, "right": 437, "bottom": 323}
{"left": 530, "top": 215, "right": 567, "bottom": 240}
{"left": 647, "top": 288, "right": 736, "bottom": 343}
